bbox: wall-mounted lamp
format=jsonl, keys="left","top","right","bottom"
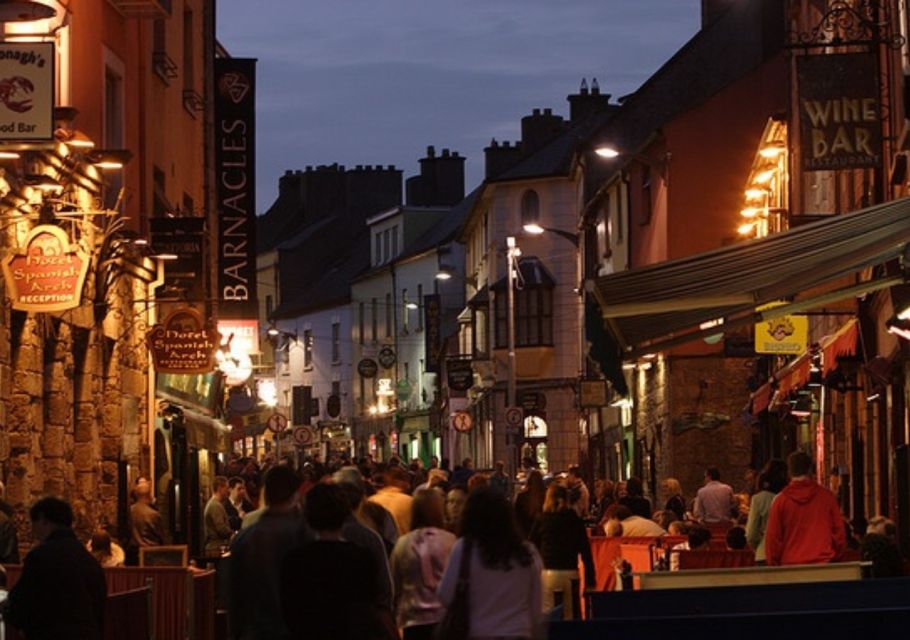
{"left": 593, "top": 143, "right": 670, "bottom": 175}
{"left": 790, "top": 395, "right": 813, "bottom": 418}
{"left": 0, "top": 1, "right": 56, "bottom": 22}
{"left": 89, "top": 149, "right": 132, "bottom": 170}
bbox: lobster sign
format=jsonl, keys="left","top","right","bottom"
{"left": 0, "top": 42, "right": 53, "bottom": 140}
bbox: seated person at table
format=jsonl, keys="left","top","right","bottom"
{"left": 603, "top": 505, "right": 666, "bottom": 538}
{"left": 604, "top": 519, "right": 623, "bottom": 537}
{"left": 667, "top": 520, "right": 690, "bottom": 536}
{"left": 670, "top": 525, "right": 711, "bottom": 571}
{"left": 726, "top": 526, "right": 747, "bottom": 550}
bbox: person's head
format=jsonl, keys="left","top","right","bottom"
{"left": 656, "top": 509, "right": 678, "bottom": 531}
{"left": 543, "top": 483, "right": 570, "bottom": 513}
{"left": 264, "top": 465, "right": 302, "bottom": 509}
{"left": 598, "top": 479, "right": 615, "bottom": 500}
{"left": 333, "top": 466, "right": 366, "bottom": 508}
{"left": 304, "top": 483, "right": 351, "bottom": 533}
{"left": 567, "top": 466, "right": 583, "bottom": 485}
{"left": 385, "top": 466, "right": 411, "bottom": 492}
{"left": 228, "top": 476, "right": 246, "bottom": 501}
{"left": 30, "top": 496, "right": 73, "bottom": 542}
{"left": 460, "top": 487, "right": 531, "bottom": 569}
{"left": 625, "top": 476, "right": 644, "bottom": 497}
{"left": 90, "top": 528, "right": 113, "bottom": 559}
{"left": 604, "top": 518, "right": 624, "bottom": 537}
{"left": 705, "top": 467, "right": 721, "bottom": 482}
{"left": 134, "top": 478, "right": 153, "bottom": 504}
{"left": 667, "top": 520, "right": 689, "bottom": 536}
{"left": 467, "top": 473, "right": 488, "bottom": 492}
{"left": 445, "top": 487, "right": 467, "bottom": 529}
{"left": 725, "top": 526, "right": 747, "bottom": 550}
{"left": 615, "top": 481, "right": 627, "bottom": 498}
{"left": 661, "top": 477, "right": 682, "bottom": 497}
{"left": 758, "top": 459, "right": 789, "bottom": 494}
{"left": 430, "top": 455, "right": 439, "bottom": 469}
{"left": 427, "top": 468, "right": 447, "bottom": 489}
{"left": 212, "top": 476, "right": 230, "bottom": 499}
{"left": 867, "top": 516, "right": 898, "bottom": 542}
{"left": 787, "top": 451, "right": 814, "bottom": 479}
{"left": 411, "top": 488, "right": 446, "bottom": 530}
{"left": 687, "top": 525, "right": 711, "bottom": 550}
{"left": 613, "top": 505, "right": 633, "bottom": 521}
{"left": 462, "top": 457, "right": 474, "bottom": 470}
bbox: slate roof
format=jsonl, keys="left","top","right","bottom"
{"left": 271, "top": 230, "right": 371, "bottom": 319}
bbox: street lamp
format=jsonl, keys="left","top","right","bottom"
{"left": 506, "top": 236, "right": 520, "bottom": 412}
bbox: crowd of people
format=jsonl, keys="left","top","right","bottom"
{"left": 0, "top": 450, "right": 907, "bottom": 639}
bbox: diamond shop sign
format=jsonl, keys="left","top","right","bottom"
{"left": 1, "top": 225, "right": 90, "bottom": 312}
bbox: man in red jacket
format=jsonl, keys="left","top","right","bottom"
{"left": 765, "top": 451, "right": 846, "bottom": 565}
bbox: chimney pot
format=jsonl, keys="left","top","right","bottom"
{"left": 442, "top": 148, "right": 450, "bottom": 157}
{"left": 543, "top": 108, "right": 552, "bottom": 116}
{"left": 591, "top": 78, "right": 600, "bottom": 94}
{"left": 427, "top": 145, "right": 436, "bottom": 157}
{"left": 532, "top": 108, "right": 541, "bottom": 116}
{"left": 580, "top": 78, "right": 589, "bottom": 95}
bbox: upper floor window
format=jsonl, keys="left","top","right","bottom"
{"left": 303, "top": 329, "right": 313, "bottom": 370}
{"left": 520, "top": 189, "right": 541, "bottom": 230}
{"left": 640, "top": 165, "right": 652, "bottom": 225}
{"left": 331, "top": 322, "right": 341, "bottom": 363}
{"left": 492, "top": 257, "right": 555, "bottom": 348}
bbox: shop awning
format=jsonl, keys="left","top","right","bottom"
{"left": 588, "top": 197, "right": 910, "bottom": 356}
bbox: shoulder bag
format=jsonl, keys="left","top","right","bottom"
{"left": 434, "top": 539, "right": 472, "bottom": 640}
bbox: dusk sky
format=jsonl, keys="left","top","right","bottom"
{"left": 216, "top": 1, "right": 702, "bottom": 213}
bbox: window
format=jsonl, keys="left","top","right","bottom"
{"left": 331, "top": 322, "right": 341, "bottom": 363}
{"left": 640, "top": 165, "right": 652, "bottom": 225}
{"left": 391, "top": 225, "right": 399, "bottom": 258}
{"left": 104, "top": 59, "right": 125, "bottom": 211}
{"left": 371, "top": 298, "right": 378, "bottom": 341}
{"left": 417, "top": 284, "right": 424, "bottom": 330}
{"left": 292, "top": 385, "right": 312, "bottom": 425}
{"left": 359, "top": 302, "right": 365, "bottom": 345}
{"left": 375, "top": 234, "right": 382, "bottom": 265}
{"left": 183, "top": 10, "right": 194, "bottom": 90}
{"left": 494, "top": 284, "right": 554, "bottom": 347}
{"left": 383, "top": 229, "right": 391, "bottom": 263}
{"left": 303, "top": 329, "right": 313, "bottom": 370}
{"left": 385, "top": 293, "right": 392, "bottom": 337}
{"left": 153, "top": 166, "right": 167, "bottom": 217}
{"left": 402, "top": 288, "right": 409, "bottom": 331}
{"left": 520, "top": 189, "right": 541, "bottom": 229}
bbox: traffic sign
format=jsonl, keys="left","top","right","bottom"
{"left": 452, "top": 411, "right": 473, "bottom": 433}
{"left": 505, "top": 406, "right": 523, "bottom": 427}
{"left": 267, "top": 412, "right": 288, "bottom": 434}
{"left": 292, "top": 425, "right": 315, "bottom": 446}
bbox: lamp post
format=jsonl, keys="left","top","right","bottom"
{"left": 506, "top": 237, "right": 520, "bottom": 411}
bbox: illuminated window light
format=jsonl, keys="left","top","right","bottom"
{"left": 740, "top": 207, "right": 762, "bottom": 218}
{"left": 759, "top": 143, "right": 786, "bottom": 159}
{"left": 745, "top": 188, "right": 767, "bottom": 200}
{"left": 738, "top": 222, "right": 756, "bottom": 235}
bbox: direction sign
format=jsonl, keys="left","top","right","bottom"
{"left": 267, "top": 412, "right": 288, "bottom": 434}
{"left": 505, "top": 406, "right": 523, "bottom": 427}
{"left": 293, "top": 425, "right": 315, "bottom": 446}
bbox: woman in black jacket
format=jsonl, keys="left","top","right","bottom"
{"left": 529, "top": 484, "right": 595, "bottom": 619}
{"left": 619, "top": 476, "right": 652, "bottom": 519}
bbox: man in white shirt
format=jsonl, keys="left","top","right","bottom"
{"left": 604, "top": 505, "right": 667, "bottom": 537}
{"left": 694, "top": 467, "right": 737, "bottom": 523}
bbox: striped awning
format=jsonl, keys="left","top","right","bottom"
{"left": 588, "top": 198, "right": 910, "bottom": 356}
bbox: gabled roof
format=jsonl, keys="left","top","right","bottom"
{"left": 590, "top": 0, "right": 781, "bottom": 170}
{"left": 396, "top": 186, "right": 481, "bottom": 263}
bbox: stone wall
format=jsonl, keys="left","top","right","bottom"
{"left": 0, "top": 281, "right": 150, "bottom": 544}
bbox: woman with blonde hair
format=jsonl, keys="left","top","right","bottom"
{"left": 529, "top": 484, "right": 595, "bottom": 618}
{"left": 662, "top": 477, "right": 686, "bottom": 521}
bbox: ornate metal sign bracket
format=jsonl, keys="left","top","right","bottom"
{"left": 786, "top": 0, "right": 905, "bottom": 51}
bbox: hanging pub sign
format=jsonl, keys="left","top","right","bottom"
{"left": 446, "top": 358, "right": 474, "bottom": 392}
{"left": 0, "top": 42, "right": 54, "bottom": 140}
{"left": 754, "top": 301, "right": 808, "bottom": 355}
{"left": 215, "top": 57, "right": 258, "bottom": 320}
{"left": 150, "top": 217, "right": 205, "bottom": 302}
{"left": 424, "top": 294, "right": 441, "bottom": 373}
{"left": 797, "top": 52, "right": 882, "bottom": 171}
{"left": 1, "top": 225, "right": 90, "bottom": 312}
{"left": 147, "top": 307, "right": 220, "bottom": 374}
{"left": 357, "top": 358, "right": 378, "bottom": 378}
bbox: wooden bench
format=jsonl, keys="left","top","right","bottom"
{"left": 550, "top": 606, "right": 910, "bottom": 640}
{"left": 588, "top": 574, "right": 910, "bottom": 620}
{"left": 638, "top": 560, "right": 868, "bottom": 590}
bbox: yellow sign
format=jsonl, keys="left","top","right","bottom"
{"left": 755, "top": 302, "right": 808, "bottom": 355}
